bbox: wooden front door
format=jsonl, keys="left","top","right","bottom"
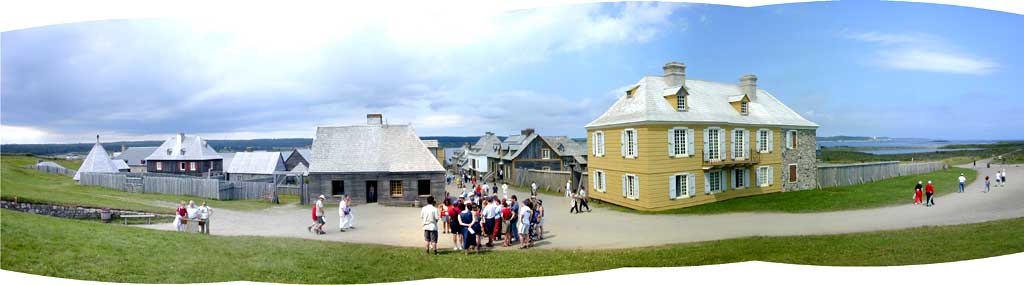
{"left": 365, "top": 181, "right": 378, "bottom": 203}
{"left": 789, "top": 164, "right": 798, "bottom": 182}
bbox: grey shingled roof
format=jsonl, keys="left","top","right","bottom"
{"left": 308, "top": 124, "right": 444, "bottom": 173}
{"left": 225, "top": 152, "right": 286, "bottom": 174}
{"left": 145, "top": 134, "right": 223, "bottom": 161}
{"left": 586, "top": 76, "right": 818, "bottom": 129}
{"left": 113, "top": 147, "right": 158, "bottom": 166}
{"left": 111, "top": 159, "right": 130, "bottom": 170}
{"left": 220, "top": 152, "right": 236, "bottom": 170}
{"left": 468, "top": 133, "right": 502, "bottom": 158}
{"left": 74, "top": 142, "right": 119, "bottom": 180}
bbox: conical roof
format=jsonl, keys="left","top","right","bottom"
{"left": 73, "top": 141, "right": 119, "bottom": 180}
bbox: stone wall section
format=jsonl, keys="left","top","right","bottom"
{"left": 780, "top": 129, "right": 818, "bottom": 191}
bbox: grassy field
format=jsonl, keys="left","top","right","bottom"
{"left": 3, "top": 209, "right": 1023, "bottom": 283}
{"left": 595, "top": 167, "right": 976, "bottom": 215}
{"left": 1, "top": 155, "right": 287, "bottom": 213}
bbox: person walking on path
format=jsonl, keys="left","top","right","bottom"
{"left": 339, "top": 195, "right": 354, "bottom": 231}
{"left": 308, "top": 195, "right": 326, "bottom": 235}
{"left": 565, "top": 180, "right": 571, "bottom": 195}
{"left": 925, "top": 181, "right": 936, "bottom": 207}
{"left": 569, "top": 190, "right": 579, "bottom": 214}
{"left": 579, "top": 185, "right": 591, "bottom": 212}
{"left": 440, "top": 199, "right": 450, "bottom": 234}
{"left": 530, "top": 181, "right": 538, "bottom": 196}
{"left": 985, "top": 176, "right": 991, "bottom": 193}
{"left": 501, "top": 182, "right": 509, "bottom": 200}
{"left": 1001, "top": 169, "right": 1008, "bottom": 186}
{"left": 198, "top": 201, "right": 212, "bottom": 234}
{"left": 995, "top": 171, "right": 1003, "bottom": 188}
{"left": 420, "top": 196, "right": 440, "bottom": 255}
{"left": 914, "top": 181, "right": 924, "bottom": 205}
{"left": 958, "top": 173, "right": 967, "bottom": 193}
{"left": 449, "top": 200, "right": 463, "bottom": 251}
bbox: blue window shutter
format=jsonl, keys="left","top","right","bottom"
{"left": 668, "top": 175, "right": 677, "bottom": 199}
{"left": 702, "top": 128, "right": 710, "bottom": 162}
{"left": 668, "top": 129, "right": 675, "bottom": 157}
{"left": 686, "top": 128, "right": 695, "bottom": 156}
{"left": 687, "top": 174, "right": 696, "bottom": 197}
{"left": 704, "top": 172, "right": 710, "bottom": 194}
{"left": 767, "top": 130, "right": 774, "bottom": 153}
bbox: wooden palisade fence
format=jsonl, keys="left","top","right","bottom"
{"left": 816, "top": 161, "right": 946, "bottom": 189}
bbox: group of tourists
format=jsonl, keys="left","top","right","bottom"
{"left": 565, "top": 180, "right": 591, "bottom": 214}
{"left": 984, "top": 169, "right": 1009, "bottom": 193}
{"left": 426, "top": 189, "right": 545, "bottom": 255}
{"left": 913, "top": 181, "right": 936, "bottom": 207}
{"left": 173, "top": 200, "right": 212, "bottom": 234}
{"left": 307, "top": 194, "right": 355, "bottom": 235}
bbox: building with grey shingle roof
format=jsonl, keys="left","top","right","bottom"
{"left": 74, "top": 136, "right": 120, "bottom": 181}
{"left": 283, "top": 148, "right": 312, "bottom": 171}
{"left": 144, "top": 133, "right": 224, "bottom": 177}
{"left": 307, "top": 114, "right": 445, "bottom": 205}
{"left": 225, "top": 151, "right": 287, "bottom": 181}
{"left": 113, "top": 146, "right": 158, "bottom": 173}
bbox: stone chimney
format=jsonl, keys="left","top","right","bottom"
{"left": 740, "top": 74, "right": 758, "bottom": 101}
{"left": 367, "top": 114, "right": 383, "bottom": 125}
{"left": 663, "top": 61, "right": 686, "bottom": 87}
{"left": 521, "top": 128, "right": 535, "bottom": 136}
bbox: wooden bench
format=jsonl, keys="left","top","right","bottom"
{"left": 121, "top": 214, "right": 155, "bottom": 225}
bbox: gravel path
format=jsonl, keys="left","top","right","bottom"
{"left": 137, "top": 160, "right": 1023, "bottom": 249}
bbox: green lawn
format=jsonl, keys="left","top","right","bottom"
{"left": 596, "top": 167, "right": 976, "bottom": 215}
{"left": 1, "top": 155, "right": 287, "bottom": 214}
{"left": 3, "top": 209, "right": 1023, "bottom": 283}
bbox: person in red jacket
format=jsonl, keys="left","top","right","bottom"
{"left": 914, "top": 181, "right": 924, "bottom": 205}
{"left": 925, "top": 181, "right": 936, "bottom": 207}
{"left": 175, "top": 201, "right": 187, "bottom": 232}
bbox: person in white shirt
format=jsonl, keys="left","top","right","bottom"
{"left": 565, "top": 180, "right": 571, "bottom": 196}
{"left": 420, "top": 196, "right": 440, "bottom": 255}
{"left": 518, "top": 200, "right": 533, "bottom": 249}
{"left": 958, "top": 173, "right": 967, "bottom": 193}
{"left": 530, "top": 181, "right": 538, "bottom": 196}
{"left": 339, "top": 195, "right": 354, "bottom": 231}
{"left": 312, "top": 195, "right": 326, "bottom": 234}
{"left": 483, "top": 197, "right": 500, "bottom": 247}
{"left": 185, "top": 200, "right": 199, "bottom": 232}
{"left": 501, "top": 183, "right": 509, "bottom": 199}
{"left": 197, "top": 201, "right": 213, "bottom": 234}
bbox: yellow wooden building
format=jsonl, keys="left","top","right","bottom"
{"left": 585, "top": 62, "right": 819, "bottom": 211}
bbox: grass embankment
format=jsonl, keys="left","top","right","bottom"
{"left": 596, "top": 167, "right": 976, "bottom": 215}
{"left": 3, "top": 209, "right": 1023, "bottom": 283}
{"left": 819, "top": 142, "right": 1024, "bottom": 165}
{"left": 1, "top": 155, "right": 288, "bottom": 213}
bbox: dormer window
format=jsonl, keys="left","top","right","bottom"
{"left": 625, "top": 85, "right": 639, "bottom": 98}
{"left": 740, "top": 102, "right": 749, "bottom": 115}
{"left": 166, "top": 149, "right": 172, "bottom": 155}
{"left": 180, "top": 148, "right": 186, "bottom": 155}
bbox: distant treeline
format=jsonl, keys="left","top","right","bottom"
{"left": 816, "top": 136, "right": 893, "bottom": 142}
{"left": 0, "top": 136, "right": 495, "bottom": 155}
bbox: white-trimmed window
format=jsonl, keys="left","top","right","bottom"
{"left": 757, "top": 129, "right": 773, "bottom": 153}
{"left": 179, "top": 162, "right": 187, "bottom": 171}
{"left": 668, "top": 127, "right": 694, "bottom": 157}
{"left": 669, "top": 173, "right": 695, "bottom": 199}
{"left": 677, "top": 94, "right": 687, "bottom": 111}
{"left": 542, "top": 149, "right": 551, "bottom": 159}
{"left": 756, "top": 166, "right": 774, "bottom": 187}
{"left": 189, "top": 162, "right": 197, "bottom": 171}
{"left": 155, "top": 162, "right": 162, "bottom": 171}
{"left": 621, "top": 128, "right": 638, "bottom": 159}
{"left": 593, "top": 131, "right": 605, "bottom": 157}
{"left": 733, "top": 168, "right": 750, "bottom": 189}
{"left": 593, "top": 170, "right": 606, "bottom": 192}
{"left": 703, "top": 127, "right": 725, "bottom": 161}
{"left": 786, "top": 130, "right": 798, "bottom": 150}
{"left": 622, "top": 174, "right": 639, "bottom": 200}
{"left": 705, "top": 170, "right": 725, "bottom": 194}
{"left": 740, "top": 102, "right": 749, "bottom": 115}
{"left": 732, "top": 129, "right": 749, "bottom": 160}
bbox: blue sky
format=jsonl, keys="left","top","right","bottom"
{"left": 2, "top": 1, "right": 1022, "bottom": 143}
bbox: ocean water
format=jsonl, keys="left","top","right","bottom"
{"left": 817, "top": 139, "right": 995, "bottom": 155}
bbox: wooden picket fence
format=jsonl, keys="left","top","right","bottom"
{"left": 25, "top": 164, "right": 77, "bottom": 177}
{"left": 816, "top": 161, "right": 947, "bottom": 189}
{"left": 510, "top": 168, "right": 572, "bottom": 192}
{"left": 78, "top": 172, "right": 277, "bottom": 201}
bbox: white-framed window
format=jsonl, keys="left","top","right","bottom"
{"left": 705, "top": 170, "right": 724, "bottom": 194}
{"left": 756, "top": 165, "right": 774, "bottom": 187}
{"left": 703, "top": 127, "right": 725, "bottom": 161}
{"left": 155, "top": 162, "right": 162, "bottom": 171}
{"left": 621, "top": 128, "right": 638, "bottom": 159}
{"left": 669, "top": 173, "right": 695, "bottom": 199}
{"left": 668, "top": 127, "right": 694, "bottom": 157}
{"left": 593, "top": 131, "right": 605, "bottom": 157}
{"left": 189, "top": 162, "right": 197, "bottom": 171}
{"left": 733, "top": 168, "right": 749, "bottom": 189}
{"left": 677, "top": 94, "right": 687, "bottom": 111}
{"left": 788, "top": 163, "right": 798, "bottom": 183}
{"left": 757, "top": 129, "right": 773, "bottom": 153}
{"left": 622, "top": 174, "right": 639, "bottom": 200}
{"left": 542, "top": 149, "right": 551, "bottom": 159}
{"left": 593, "top": 170, "right": 606, "bottom": 192}
{"left": 786, "top": 130, "right": 798, "bottom": 149}
{"left": 740, "top": 102, "right": 749, "bottom": 115}
{"left": 732, "top": 129, "right": 749, "bottom": 159}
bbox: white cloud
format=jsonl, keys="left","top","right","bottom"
{"left": 847, "top": 32, "right": 997, "bottom": 75}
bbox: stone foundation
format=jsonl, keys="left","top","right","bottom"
{"left": 0, "top": 200, "right": 169, "bottom": 221}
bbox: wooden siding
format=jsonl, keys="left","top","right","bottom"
{"left": 146, "top": 159, "right": 223, "bottom": 177}
{"left": 587, "top": 124, "right": 785, "bottom": 211}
